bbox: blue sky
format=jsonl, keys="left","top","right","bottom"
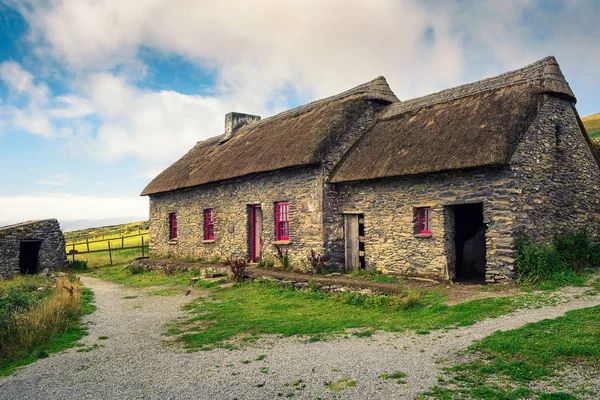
{"left": 0, "top": 0, "right": 599, "bottom": 229}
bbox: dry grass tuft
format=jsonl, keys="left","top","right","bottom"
{"left": 1, "top": 276, "right": 83, "bottom": 359}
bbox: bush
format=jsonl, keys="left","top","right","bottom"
{"left": 258, "top": 257, "right": 275, "bottom": 269}
{"left": 515, "top": 229, "right": 600, "bottom": 285}
{"left": 223, "top": 257, "right": 247, "bottom": 282}
{"left": 67, "top": 260, "right": 88, "bottom": 272}
{"left": 274, "top": 244, "right": 290, "bottom": 270}
{"left": 126, "top": 264, "right": 145, "bottom": 275}
{"left": 307, "top": 250, "right": 326, "bottom": 274}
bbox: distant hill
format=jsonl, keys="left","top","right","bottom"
{"left": 582, "top": 112, "right": 600, "bottom": 139}
{"left": 63, "top": 220, "right": 149, "bottom": 242}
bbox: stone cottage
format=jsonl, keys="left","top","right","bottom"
{"left": 0, "top": 219, "right": 67, "bottom": 278}
{"left": 142, "top": 56, "right": 600, "bottom": 283}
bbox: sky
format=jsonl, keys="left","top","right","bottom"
{"left": 0, "top": 0, "right": 599, "bottom": 230}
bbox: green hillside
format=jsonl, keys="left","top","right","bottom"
{"left": 582, "top": 112, "right": 600, "bottom": 138}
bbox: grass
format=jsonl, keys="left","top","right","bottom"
{"left": 70, "top": 247, "right": 148, "bottom": 268}
{"left": 0, "top": 276, "right": 95, "bottom": 376}
{"left": 82, "top": 263, "right": 198, "bottom": 288}
{"left": 582, "top": 112, "right": 600, "bottom": 138}
{"left": 325, "top": 377, "right": 357, "bottom": 392}
{"left": 425, "top": 305, "right": 600, "bottom": 399}
{"left": 64, "top": 220, "right": 148, "bottom": 244}
{"left": 381, "top": 371, "right": 407, "bottom": 384}
{"left": 171, "top": 280, "right": 559, "bottom": 350}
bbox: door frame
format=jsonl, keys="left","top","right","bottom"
{"left": 250, "top": 205, "right": 262, "bottom": 262}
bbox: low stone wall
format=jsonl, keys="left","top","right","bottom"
{"left": 0, "top": 219, "right": 67, "bottom": 278}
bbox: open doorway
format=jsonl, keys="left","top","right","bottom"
{"left": 19, "top": 240, "right": 42, "bottom": 274}
{"left": 453, "top": 204, "right": 486, "bottom": 282}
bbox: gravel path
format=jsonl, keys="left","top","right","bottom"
{"left": 1, "top": 278, "right": 599, "bottom": 399}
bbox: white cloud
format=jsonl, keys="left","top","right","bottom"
{"left": 2, "top": 0, "right": 599, "bottom": 164}
{"left": 0, "top": 193, "right": 148, "bottom": 223}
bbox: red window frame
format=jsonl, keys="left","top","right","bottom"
{"left": 205, "top": 208, "right": 214, "bottom": 240}
{"left": 417, "top": 207, "right": 432, "bottom": 234}
{"left": 169, "top": 212, "right": 178, "bottom": 240}
{"left": 275, "top": 202, "right": 290, "bottom": 241}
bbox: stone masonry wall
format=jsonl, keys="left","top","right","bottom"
{"left": 0, "top": 219, "right": 67, "bottom": 278}
{"left": 325, "top": 167, "right": 518, "bottom": 282}
{"left": 510, "top": 95, "right": 600, "bottom": 239}
{"left": 324, "top": 94, "right": 600, "bottom": 283}
{"left": 149, "top": 168, "right": 324, "bottom": 270}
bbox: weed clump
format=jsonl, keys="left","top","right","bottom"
{"left": 223, "top": 257, "right": 247, "bottom": 282}
{"left": 515, "top": 229, "right": 600, "bottom": 285}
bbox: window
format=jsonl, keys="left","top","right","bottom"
{"left": 275, "top": 202, "right": 290, "bottom": 240}
{"left": 169, "top": 212, "right": 178, "bottom": 240}
{"left": 417, "top": 207, "right": 432, "bottom": 234}
{"left": 205, "top": 208, "right": 214, "bottom": 240}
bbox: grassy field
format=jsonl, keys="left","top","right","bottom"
{"left": 582, "top": 112, "right": 600, "bottom": 138}
{"left": 0, "top": 274, "right": 95, "bottom": 376}
{"left": 66, "top": 233, "right": 148, "bottom": 253}
{"left": 64, "top": 221, "right": 149, "bottom": 245}
{"left": 425, "top": 304, "right": 600, "bottom": 399}
{"left": 70, "top": 247, "right": 148, "bottom": 268}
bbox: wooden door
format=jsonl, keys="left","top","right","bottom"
{"left": 251, "top": 205, "right": 262, "bottom": 262}
{"left": 344, "top": 214, "right": 360, "bottom": 270}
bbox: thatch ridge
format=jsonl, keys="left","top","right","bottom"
{"left": 380, "top": 56, "right": 574, "bottom": 120}
{"left": 141, "top": 77, "right": 398, "bottom": 195}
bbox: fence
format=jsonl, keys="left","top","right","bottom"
{"left": 65, "top": 227, "right": 149, "bottom": 246}
{"left": 66, "top": 233, "right": 149, "bottom": 265}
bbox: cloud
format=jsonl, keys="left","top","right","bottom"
{"left": 0, "top": 193, "right": 148, "bottom": 224}
{"left": 2, "top": 0, "right": 600, "bottom": 166}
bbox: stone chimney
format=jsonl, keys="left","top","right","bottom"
{"left": 221, "top": 112, "right": 261, "bottom": 142}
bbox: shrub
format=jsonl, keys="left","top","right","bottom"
{"left": 67, "top": 260, "right": 88, "bottom": 272}
{"left": 258, "top": 257, "right": 275, "bottom": 269}
{"left": 126, "top": 264, "right": 145, "bottom": 275}
{"left": 516, "top": 229, "right": 600, "bottom": 285}
{"left": 274, "top": 244, "right": 290, "bottom": 270}
{"left": 307, "top": 250, "right": 326, "bottom": 274}
{"left": 223, "top": 257, "right": 247, "bottom": 282}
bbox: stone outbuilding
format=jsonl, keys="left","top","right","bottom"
{"left": 142, "top": 56, "right": 600, "bottom": 283}
{"left": 0, "top": 219, "right": 67, "bottom": 278}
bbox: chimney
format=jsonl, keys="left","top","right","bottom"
{"left": 221, "top": 112, "right": 261, "bottom": 142}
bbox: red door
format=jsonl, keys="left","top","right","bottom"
{"left": 251, "top": 205, "right": 262, "bottom": 262}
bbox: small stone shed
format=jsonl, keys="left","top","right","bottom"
{"left": 0, "top": 219, "right": 67, "bottom": 278}
{"left": 142, "top": 56, "right": 600, "bottom": 283}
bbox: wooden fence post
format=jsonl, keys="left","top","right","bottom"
{"left": 121, "top": 235, "right": 124, "bottom": 249}
{"left": 86, "top": 238, "right": 90, "bottom": 252}
{"left": 108, "top": 241, "right": 113, "bottom": 265}
{"left": 141, "top": 236, "right": 145, "bottom": 257}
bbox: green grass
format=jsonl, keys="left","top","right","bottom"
{"left": 64, "top": 220, "right": 148, "bottom": 244}
{"left": 582, "top": 112, "right": 600, "bottom": 138}
{"left": 82, "top": 264, "right": 200, "bottom": 288}
{"left": 325, "top": 377, "right": 357, "bottom": 392}
{"left": 0, "top": 286, "right": 95, "bottom": 376}
{"left": 70, "top": 247, "right": 148, "bottom": 269}
{"left": 425, "top": 305, "right": 600, "bottom": 399}
{"left": 172, "top": 281, "right": 559, "bottom": 350}
{"left": 381, "top": 370, "right": 407, "bottom": 384}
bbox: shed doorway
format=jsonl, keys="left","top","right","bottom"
{"left": 344, "top": 213, "right": 365, "bottom": 270}
{"left": 19, "top": 240, "right": 42, "bottom": 274}
{"left": 453, "top": 204, "right": 486, "bottom": 282}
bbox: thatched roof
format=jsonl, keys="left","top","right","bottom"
{"left": 329, "top": 57, "right": 576, "bottom": 183}
{"left": 141, "top": 77, "right": 398, "bottom": 195}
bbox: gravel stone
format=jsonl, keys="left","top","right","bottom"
{"left": 1, "top": 278, "right": 599, "bottom": 399}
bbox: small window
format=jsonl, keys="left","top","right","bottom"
{"left": 275, "top": 202, "right": 290, "bottom": 240}
{"left": 205, "top": 208, "right": 215, "bottom": 240}
{"left": 169, "top": 212, "right": 178, "bottom": 240}
{"left": 417, "top": 207, "right": 431, "bottom": 234}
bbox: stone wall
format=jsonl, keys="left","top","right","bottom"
{"left": 324, "top": 167, "right": 517, "bottom": 282}
{"left": 511, "top": 95, "right": 600, "bottom": 240}
{"left": 324, "top": 94, "right": 600, "bottom": 283}
{"left": 148, "top": 167, "right": 324, "bottom": 270}
{"left": 0, "top": 219, "right": 67, "bottom": 278}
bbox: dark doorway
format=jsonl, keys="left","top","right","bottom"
{"left": 19, "top": 240, "right": 42, "bottom": 274}
{"left": 454, "top": 204, "right": 486, "bottom": 282}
